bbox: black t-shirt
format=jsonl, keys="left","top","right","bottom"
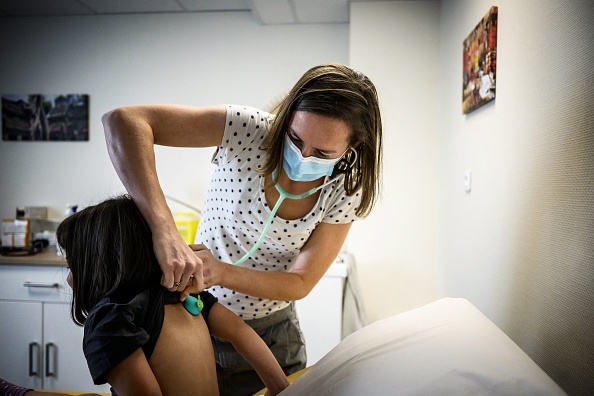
{"left": 83, "top": 283, "right": 217, "bottom": 385}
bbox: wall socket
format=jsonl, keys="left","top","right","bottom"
{"left": 464, "top": 170, "right": 472, "bottom": 192}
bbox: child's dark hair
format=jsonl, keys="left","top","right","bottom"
{"left": 56, "top": 195, "right": 161, "bottom": 326}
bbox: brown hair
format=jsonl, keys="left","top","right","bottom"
{"left": 260, "top": 64, "right": 383, "bottom": 217}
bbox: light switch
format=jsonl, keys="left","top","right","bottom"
{"left": 464, "top": 170, "right": 472, "bottom": 192}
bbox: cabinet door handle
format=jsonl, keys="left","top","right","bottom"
{"left": 29, "top": 342, "right": 40, "bottom": 377}
{"left": 23, "top": 281, "right": 60, "bottom": 289}
{"left": 45, "top": 342, "right": 57, "bottom": 377}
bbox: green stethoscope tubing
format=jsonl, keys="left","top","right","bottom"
{"left": 232, "top": 171, "right": 336, "bottom": 266}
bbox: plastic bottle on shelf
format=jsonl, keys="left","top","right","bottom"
{"left": 56, "top": 204, "right": 78, "bottom": 256}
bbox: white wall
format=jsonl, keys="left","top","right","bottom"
{"left": 349, "top": 1, "right": 441, "bottom": 321}
{"left": 438, "top": 0, "right": 594, "bottom": 324}
{"left": 0, "top": 12, "right": 348, "bottom": 220}
{"left": 437, "top": 1, "right": 594, "bottom": 392}
{"left": 350, "top": 2, "right": 592, "bottom": 392}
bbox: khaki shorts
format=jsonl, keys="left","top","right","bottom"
{"left": 212, "top": 302, "right": 307, "bottom": 396}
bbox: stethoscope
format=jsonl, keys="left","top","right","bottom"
{"left": 183, "top": 166, "right": 344, "bottom": 315}
{"left": 167, "top": 173, "right": 336, "bottom": 266}
{"left": 232, "top": 170, "right": 337, "bottom": 265}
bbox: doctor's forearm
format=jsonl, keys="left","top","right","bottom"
{"left": 219, "top": 263, "right": 313, "bottom": 301}
{"left": 102, "top": 108, "right": 173, "bottom": 231}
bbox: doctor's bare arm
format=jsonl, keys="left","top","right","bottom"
{"left": 192, "top": 221, "right": 352, "bottom": 301}
{"left": 102, "top": 105, "right": 227, "bottom": 292}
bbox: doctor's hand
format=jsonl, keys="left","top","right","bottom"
{"left": 153, "top": 230, "right": 204, "bottom": 298}
{"left": 188, "top": 244, "right": 225, "bottom": 291}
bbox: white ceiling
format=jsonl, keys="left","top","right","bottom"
{"left": 0, "top": 0, "right": 392, "bottom": 24}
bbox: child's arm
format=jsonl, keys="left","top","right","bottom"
{"left": 105, "top": 348, "right": 162, "bottom": 396}
{"left": 206, "top": 303, "right": 290, "bottom": 395}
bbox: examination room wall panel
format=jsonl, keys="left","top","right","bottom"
{"left": 349, "top": 6, "right": 593, "bottom": 392}
{"left": 0, "top": 12, "right": 348, "bottom": 220}
{"left": 437, "top": 0, "right": 594, "bottom": 393}
{"left": 349, "top": 1, "right": 441, "bottom": 322}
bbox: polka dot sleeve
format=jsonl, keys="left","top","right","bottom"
{"left": 321, "top": 178, "right": 363, "bottom": 224}
{"left": 213, "top": 104, "right": 271, "bottom": 166}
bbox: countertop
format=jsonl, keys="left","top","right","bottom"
{"left": 0, "top": 248, "right": 67, "bottom": 266}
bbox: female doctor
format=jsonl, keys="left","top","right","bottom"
{"left": 102, "top": 63, "right": 383, "bottom": 395}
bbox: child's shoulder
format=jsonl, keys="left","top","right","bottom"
{"left": 87, "top": 286, "right": 156, "bottom": 327}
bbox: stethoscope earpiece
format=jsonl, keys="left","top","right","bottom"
{"left": 336, "top": 147, "right": 358, "bottom": 172}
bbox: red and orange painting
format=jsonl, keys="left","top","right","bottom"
{"left": 462, "top": 6, "right": 498, "bottom": 115}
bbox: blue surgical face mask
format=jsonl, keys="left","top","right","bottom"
{"left": 282, "top": 135, "right": 349, "bottom": 182}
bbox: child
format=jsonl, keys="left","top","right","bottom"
{"left": 56, "top": 195, "right": 289, "bottom": 396}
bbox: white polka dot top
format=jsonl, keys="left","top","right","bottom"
{"left": 197, "top": 104, "right": 361, "bottom": 319}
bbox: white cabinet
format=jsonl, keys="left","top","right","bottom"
{"left": 296, "top": 254, "right": 349, "bottom": 365}
{"left": 0, "top": 300, "right": 43, "bottom": 388}
{"left": 0, "top": 264, "right": 111, "bottom": 393}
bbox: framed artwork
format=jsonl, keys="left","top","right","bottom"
{"left": 462, "top": 6, "right": 498, "bottom": 114}
{"left": 1, "top": 94, "right": 89, "bottom": 141}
